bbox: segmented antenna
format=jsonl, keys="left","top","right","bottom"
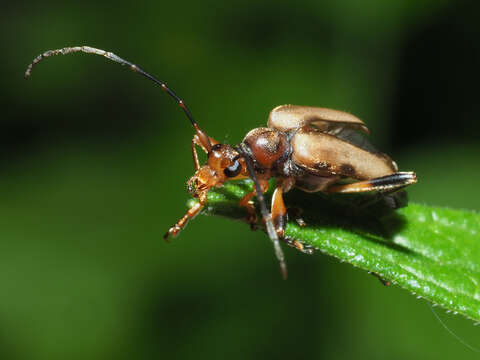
{"left": 24, "top": 46, "right": 211, "bottom": 149}
{"left": 241, "top": 151, "right": 287, "bottom": 279}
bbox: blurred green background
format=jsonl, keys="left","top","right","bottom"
{"left": 1, "top": 0, "right": 480, "bottom": 359}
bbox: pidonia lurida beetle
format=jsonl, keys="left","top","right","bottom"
{"left": 26, "top": 46, "right": 417, "bottom": 279}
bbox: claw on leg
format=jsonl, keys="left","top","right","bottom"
{"left": 370, "top": 272, "right": 391, "bottom": 286}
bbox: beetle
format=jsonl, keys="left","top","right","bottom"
{"left": 25, "top": 46, "right": 417, "bottom": 278}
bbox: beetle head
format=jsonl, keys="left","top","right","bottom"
{"left": 187, "top": 144, "right": 247, "bottom": 197}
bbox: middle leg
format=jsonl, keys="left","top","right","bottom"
{"left": 271, "top": 186, "right": 287, "bottom": 238}
{"left": 271, "top": 177, "right": 296, "bottom": 238}
{"left": 271, "top": 178, "right": 311, "bottom": 252}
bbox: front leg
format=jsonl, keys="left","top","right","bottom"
{"left": 163, "top": 201, "right": 205, "bottom": 241}
{"left": 163, "top": 192, "right": 207, "bottom": 241}
{"left": 191, "top": 136, "right": 201, "bottom": 171}
{"left": 191, "top": 134, "right": 219, "bottom": 171}
{"left": 238, "top": 178, "right": 269, "bottom": 230}
{"left": 238, "top": 191, "right": 258, "bottom": 230}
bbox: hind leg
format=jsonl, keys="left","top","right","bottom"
{"left": 326, "top": 172, "right": 417, "bottom": 194}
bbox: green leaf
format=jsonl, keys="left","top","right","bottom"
{"left": 189, "top": 179, "right": 480, "bottom": 322}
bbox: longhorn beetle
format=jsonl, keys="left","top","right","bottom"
{"left": 25, "top": 46, "right": 417, "bottom": 279}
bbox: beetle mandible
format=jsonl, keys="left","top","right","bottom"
{"left": 25, "top": 46, "right": 417, "bottom": 279}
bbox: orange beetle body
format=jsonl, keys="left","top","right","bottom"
{"left": 25, "top": 46, "right": 417, "bottom": 278}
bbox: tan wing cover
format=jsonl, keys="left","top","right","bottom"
{"left": 268, "top": 105, "right": 369, "bottom": 134}
{"left": 291, "top": 128, "right": 395, "bottom": 180}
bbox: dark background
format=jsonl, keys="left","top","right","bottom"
{"left": 1, "top": 0, "right": 480, "bottom": 359}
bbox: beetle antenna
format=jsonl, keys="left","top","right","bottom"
{"left": 24, "top": 46, "right": 212, "bottom": 151}
{"left": 241, "top": 152, "right": 287, "bottom": 279}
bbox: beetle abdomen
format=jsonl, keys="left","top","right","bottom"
{"left": 294, "top": 173, "right": 340, "bottom": 193}
{"left": 290, "top": 128, "right": 396, "bottom": 180}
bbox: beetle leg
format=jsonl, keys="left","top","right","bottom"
{"left": 283, "top": 238, "right": 316, "bottom": 254}
{"left": 370, "top": 272, "right": 391, "bottom": 286}
{"left": 326, "top": 172, "right": 417, "bottom": 194}
{"left": 238, "top": 179, "right": 269, "bottom": 230}
{"left": 239, "top": 191, "right": 257, "bottom": 230}
{"left": 272, "top": 182, "right": 313, "bottom": 253}
{"left": 192, "top": 134, "right": 219, "bottom": 154}
{"left": 163, "top": 192, "right": 207, "bottom": 241}
{"left": 271, "top": 177, "right": 297, "bottom": 238}
{"left": 191, "top": 134, "right": 220, "bottom": 170}
{"left": 191, "top": 136, "right": 201, "bottom": 171}
{"left": 271, "top": 185, "right": 287, "bottom": 238}
{"left": 287, "top": 207, "right": 307, "bottom": 227}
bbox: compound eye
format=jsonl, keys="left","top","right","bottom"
{"left": 224, "top": 160, "right": 242, "bottom": 178}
